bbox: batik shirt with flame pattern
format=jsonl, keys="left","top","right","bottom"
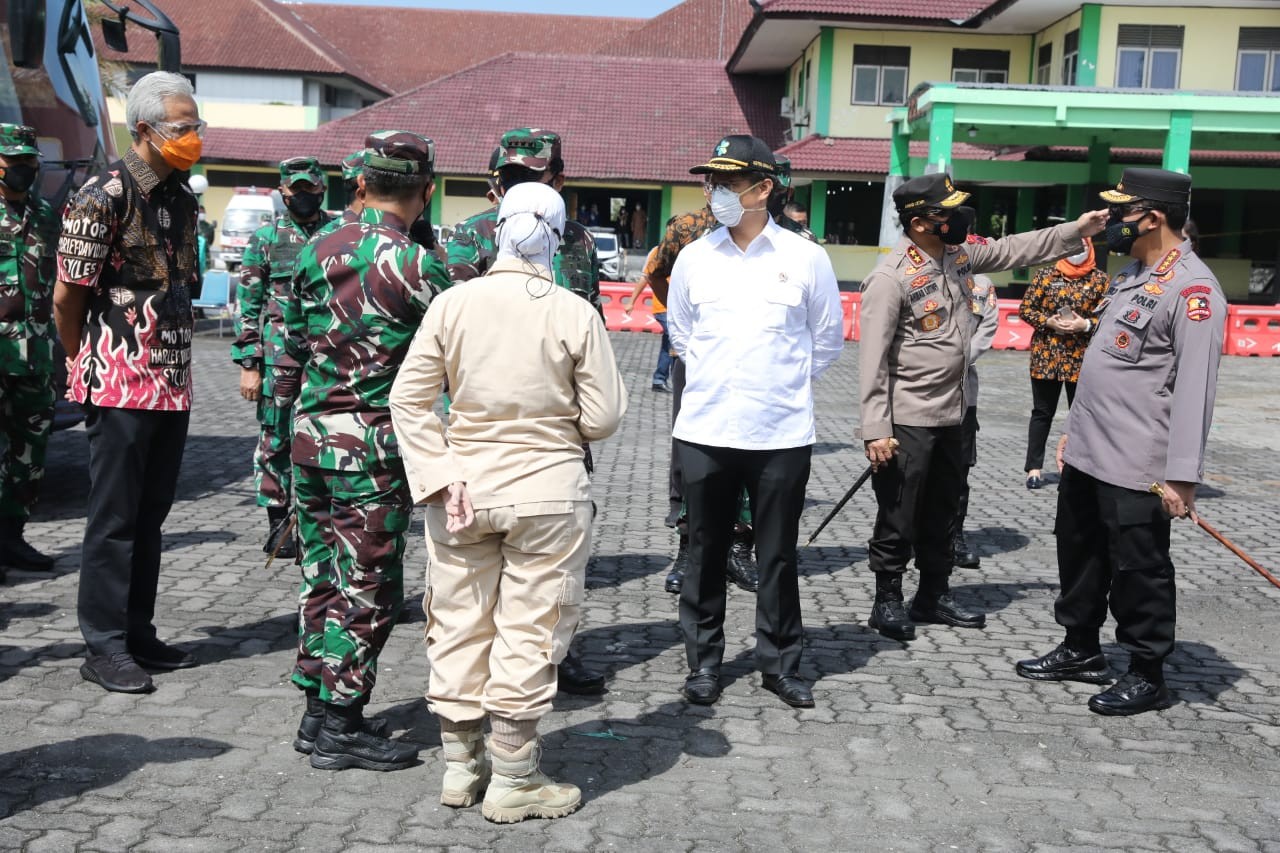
{"left": 56, "top": 149, "right": 198, "bottom": 410}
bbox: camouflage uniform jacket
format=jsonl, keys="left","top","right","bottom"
{"left": 231, "top": 210, "right": 332, "bottom": 368}
{"left": 446, "top": 205, "right": 600, "bottom": 309}
{"left": 0, "top": 196, "right": 58, "bottom": 375}
{"left": 284, "top": 206, "right": 448, "bottom": 472}
{"left": 648, "top": 206, "right": 721, "bottom": 304}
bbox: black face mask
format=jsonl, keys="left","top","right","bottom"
{"left": 1104, "top": 213, "right": 1149, "bottom": 255}
{"left": 408, "top": 216, "right": 436, "bottom": 250}
{"left": 285, "top": 191, "right": 323, "bottom": 219}
{"left": 931, "top": 206, "right": 972, "bottom": 245}
{"left": 1, "top": 163, "right": 39, "bottom": 194}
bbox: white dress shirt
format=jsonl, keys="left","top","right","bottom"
{"left": 667, "top": 217, "right": 844, "bottom": 450}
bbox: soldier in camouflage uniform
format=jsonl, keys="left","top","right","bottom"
{"left": 231, "top": 157, "right": 333, "bottom": 560}
{"left": 771, "top": 155, "right": 818, "bottom": 243}
{"left": 311, "top": 150, "right": 367, "bottom": 242}
{"left": 283, "top": 131, "right": 449, "bottom": 771}
{"left": 0, "top": 124, "right": 58, "bottom": 579}
{"left": 446, "top": 128, "right": 607, "bottom": 695}
{"left": 446, "top": 128, "right": 600, "bottom": 314}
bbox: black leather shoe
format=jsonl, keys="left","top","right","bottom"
{"left": 80, "top": 652, "right": 154, "bottom": 694}
{"left": 953, "top": 532, "right": 980, "bottom": 569}
{"left": 651, "top": 383, "right": 670, "bottom": 393}
{"left": 557, "top": 651, "right": 607, "bottom": 695}
{"left": 909, "top": 594, "right": 986, "bottom": 629}
{"left": 129, "top": 638, "right": 197, "bottom": 670}
{"left": 681, "top": 668, "right": 721, "bottom": 705}
{"left": 726, "top": 536, "right": 759, "bottom": 593}
{"left": 762, "top": 674, "right": 814, "bottom": 708}
{"left": 664, "top": 539, "right": 688, "bottom": 594}
{"left": 310, "top": 728, "right": 418, "bottom": 771}
{"left": 1015, "top": 643, "right": 1111, "bottom": 684}
{"left": 0, "top": 532, "right": 55, "bottom": 571}
{"left": 293, "top": 697, "right": 391, "bottom": 755}
{"left": 1088, "top": 672, "right": 1173, "bottom": 716}
{"left": 868, "top": 598, "right": 916, "bottom": 641}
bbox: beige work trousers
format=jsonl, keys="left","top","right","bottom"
{"left": 423, "top": 500, "right": 592, "bottom": 722}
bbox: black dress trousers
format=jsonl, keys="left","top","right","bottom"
{"left": 1053, "top": 464, "right": 1176, "bottom": 672}
{"left": 675, "top": 440, "right": 811, "bottom": 675}
{"left": 867, "top": 424, "right": 965, "bottom": 587}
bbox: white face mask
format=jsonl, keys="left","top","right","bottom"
{"left": 708, "top": 182, "right": 763, "bottom": 228}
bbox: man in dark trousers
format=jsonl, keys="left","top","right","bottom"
{"left": 1017, "top": 168, "right": 1226, "bottom": 716}
{"left": 859, "top": 173, "right": 1106, "bottom": 643}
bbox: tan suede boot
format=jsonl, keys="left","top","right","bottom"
{"left": 481, "top": 738, "right": 581, "bottom": 823}
{"left": 440, "top": 727, "right": 490, "bottom": 808}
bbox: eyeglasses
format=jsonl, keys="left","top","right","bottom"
{"left": 153, "top": 119, "right": 208, "bottom": 140}
{"left": 1108, "top": 203, "right": 1151, "bottom": 219}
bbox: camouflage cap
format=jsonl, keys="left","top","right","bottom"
{"left": 773, "top": 153, "right": 792, "bottom": 189}
{"left": 0, "top": 124, "right": 40, "bottom": 158}
{"left": 496, "top": 128, "right": 561, "bottom": 172}
{"left": 279, "top": 156, "right": 325, "bottom": 187}
{"left": 341, "top": 149, "right": 367, "bottom": 182}
{"left": 363, "top": 130, "right": 435, "bottom": 176}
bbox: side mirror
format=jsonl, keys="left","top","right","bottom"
{"left": 155, "top": 31, "right": 181, "bottom": 73}
{"left": 8, "top": 0, "right": 47, "bottom": 69}
{"left": 100, "top": 15, "right": 128, "bottom": 53}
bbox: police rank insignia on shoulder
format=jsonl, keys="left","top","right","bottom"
{"left": 920, "top": 312, "right": 942, "bottom": 331}
{"left": 906, "top": 246, "right": 925, "bottom": 267}
{"left": 1115, "top": 331, "right": 1131, "bottom": 349}
{"left": 1155, "top": 269, "right": 1176, "bottom": 284}
{"left": 911, "top": 274, "right": 930, "bottom": 289}
{"left": 1143, "top": 282, "right": 1164, "bottom": 295}
{"left": 1186, "top": 295, "right": 1212, "bottom": 322}
{"left": 1154, "top": 248, "right": 1181, "bottom": 275}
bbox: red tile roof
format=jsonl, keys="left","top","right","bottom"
{"left": 595, "top": 0, "right": 755, "bottom": 62}
{"left": 290, "top": 4, "right": 643, "bottom": 94}
{"left": 756, "top": 0, "right": 996, "bottom": 23}
{"left": 202, "top": 53, "right": 788, "bottom": 185}
{"left": 775, "top": 135, "right": 1002, "bottom": 173}
{"left": 93, "top": 0, "right": 395, "bottom": 92}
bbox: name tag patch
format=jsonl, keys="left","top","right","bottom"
{"left": 909, "top": 282, "right": 939, "bottom": 303}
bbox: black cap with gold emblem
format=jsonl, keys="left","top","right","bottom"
{"left": 1099, "top": 167, "right": 1191, "bottom": 205}
{"left": 893, "top": 173, "right": 970, "bottom": 213}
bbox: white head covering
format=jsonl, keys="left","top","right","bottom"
{"left": 496, "top": 181, "right": 566, "bottom": 272}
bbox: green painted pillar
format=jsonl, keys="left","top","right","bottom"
{"left": 928, "top": 102, "right": 955, "bottom": 174}
{"left": 815, "top": 28, "right": 835, "bottom": 136}
{"left": 810, "top": 180, "right": 828, "bottom": 243}
{"left": 658, "top": 184, "right": 673, "bottom": 230}
{"left": 1066, "top": 183, "right": 1084, "bottom": 218}
{"left": 1163, "top": 111, "right": 1193, "bottom": 173}
{"left": 1078, "top": 4, "right": 1101, "bottom": 87}
{"left": 1220, "top": 189, "right": 1244, "bottom": 257}
{"left": 430, "top": 176, "right": 443, "bottom": 225}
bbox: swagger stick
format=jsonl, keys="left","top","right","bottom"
{"left": 264, "top": 513, "right": 298, "bottom": 571}
{"left": 1149, "top": 483, "right": 1280, "bottom": 591}
{"left": 805, "top": 439, "right": 899, "bottom": 547}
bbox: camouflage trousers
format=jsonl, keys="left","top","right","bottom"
{"left": 0, "top": 373, "right": 54, "bottom": 521}
{"left": 290, "top": 462, "right": 412, "bottom": 705}
{"left": 254, "top": 365, "right": 299, "bottom": 509}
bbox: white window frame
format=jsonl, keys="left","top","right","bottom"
{"left": 1236, "top": 48, "right": 1280, "bottom": 91}
{"left": 1062, "top": 51, "right": 1078, "bottom": 85}
{"left": 1116, "top": 45, "right": 1181, "bottom": 88}
{"left": 852, "top": 63, "right": 909, "bottom": 106}
{"left": 952, "top": 68, "right": 1006, "bottom": 84}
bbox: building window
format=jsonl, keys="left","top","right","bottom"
{"left": 1116, "top": 24, "right": 1183, "bottom": 89}
{"left": 1035, "top": 43, "right": 1053, "bottom": 84}
{"left": 951, "top": 48, "right": 1009, "bottom": 83}
{"left": 1062, "top": 29, "right": 1079, "bottom": 85}
{"left": 1237, "top": 27, "right": 1280, "bottom": 91}
{"left": 852, "top": 45, "right": 910, "bottom": 106}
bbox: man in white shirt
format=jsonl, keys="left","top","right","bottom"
{"left": 666, "top": 135, "right": 844, "bottom": 709}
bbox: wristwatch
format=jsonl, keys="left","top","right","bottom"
{"left": 241, "top": 358, "right": 260, "bottom": 370}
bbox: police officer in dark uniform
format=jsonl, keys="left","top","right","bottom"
{"left": 1017, "top": 168, "right": 1225, "bottom": 716}
{"left": 859, "top": 173, "right": 1106, "bottom": 641}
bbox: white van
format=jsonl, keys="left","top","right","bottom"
{"left": 219, "top": 188, "right": 284, "bottom": 270}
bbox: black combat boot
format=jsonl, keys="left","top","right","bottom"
{"left": 557, "top": 650, "right": 606, "bottom": 695}
{"left": 725, "top": 526, "right": 759, "bottom": 593}
{"left": 293, "top": 690, "right": 390, "bottom": 754}
{"left": 309, "top": 701, "right": 418, "bottom": 771}
{"left": 953, "top": 486, "right": 979, "bottom": 568}
{"left": 909, "top": 574, "right": 986, "bottom": 628}
{"left": 868, "top": 573, "right": 915, "bottom": 641}
{"left": 0, "top": 517, "right": 55, "bottom": 571}
{"left": 665, "top": 535, "right": 688, "bottom": 594}
{"left": 264, "top": 506, "right": 297, "bottom": 560}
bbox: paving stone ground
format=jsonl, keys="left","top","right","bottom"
{"left": 2, "top": 328, "right": 1279, "bottom": 852}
